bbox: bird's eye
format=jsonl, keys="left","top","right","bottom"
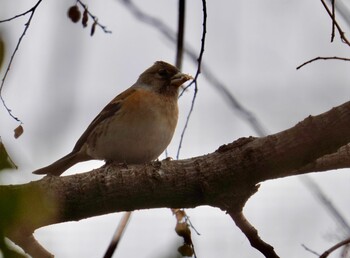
{"left": 157, "top": 69, "right": 169, "bottom": 77}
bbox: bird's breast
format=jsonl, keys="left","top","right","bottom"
{"left": 86, "top": 89, "right": 179, "bottom": 164}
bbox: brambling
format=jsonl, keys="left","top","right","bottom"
{"left": 33, "top": 61, "right": 192, "bottom": 176}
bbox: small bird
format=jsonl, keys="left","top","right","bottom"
{"left": 33, "top": 61, "right": 192, "bottom": 176}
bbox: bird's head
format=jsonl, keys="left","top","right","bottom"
{"left": 137, "top": 61, "right": 192, "bottom": 96}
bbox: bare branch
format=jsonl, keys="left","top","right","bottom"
{"left": 0, "top": 0, "right": 42, "bottom": 23}
{"left": 331, "top": 0, "right": 335, "bottom": 42}
{"left": 302, "top": 244, "right": 321, "bottom": 256}
{"left": 0, "top": 0, "right": 44, "bottom": 123}
{"left": 0, "top": 0, "right": 111, "bottom": 124}
{"left": 176, "top": 0, "right": 206, "bottom": 159}
{"left": 175, "top": 0, "right": 186, "bottom": 70}
{"left": 103, "top": 212, "right": 132, "bottom": 258}
{"left": 297, "top": 56, "right": 350, "bottom": 70}
{"left": 301, "top": 176, "right": 350, "bottom": 234}
{"left": 297, "top": 141, "right": 350, "bottom": 171}
{"left": 229, "top": 211, "right": 279, "bottom": 258}
{"left": 76, "top": 0, "right": 112, "bottom": 34}
{"left": 319, "top": 0, "right": 350, "bottom": 46}
{"left": 320, "top": 238, "right": 350, "bottom": 258}
{"left": 297, "top": 0, "right": 350, "bottom": 70}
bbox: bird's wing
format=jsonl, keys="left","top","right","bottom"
{"left": 72, "top": 87, "right": 137, "bottom": 152}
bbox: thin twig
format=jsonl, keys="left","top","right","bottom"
{"left": 176, "top": 0, "right": 207, "bottom": 160}
{"left": 103, "top": 212, "right": 132, "bottom": 258}
{"left": 301, "top": 244, "right": 320, "bottom": 257}
{"left": 319, "top": 0, "right": 350, "bottom": 46}
{"left": 296, "top": 56, "right": 350, "bottom": 70}
{"left": 0, "top": 0, "right": 111, "bottom": 123}
{"left": 0, "top": 0, "right": 43, "bottom": 123}
{"left": 327, "top": 0, "right": 350, "bottom": 26}
{"left": 331, "top": 0, "right": 335, "bottom": 42}
{"left": 297, "top": 0, "right": 350, "bottom": 70}
{"left": 320, "top": 238, "right": 350, "bottom": 258}
{"left": 0, "top": 1, "right": 41, "bottom": 23}
{"left": 76, "top": 0, "right": 112, "bottom": 34}
{"left": 175, "top": 0, "right": 185, "bottom": 70}
{"left": 301, "top": 176, "right": 350, "bottom": 234}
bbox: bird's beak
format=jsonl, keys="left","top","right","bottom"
{"left": 171, "top": 72, "right": 193, "bottom": 87}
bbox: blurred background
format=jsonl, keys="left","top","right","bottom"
{"left": 1, "top": 0, "right": 350, "bottom": 257}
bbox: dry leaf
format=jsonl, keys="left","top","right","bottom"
{"left": 178, "top": 244, "right": 194, "bottom": 257}
{"left": 14, "top": 125, "right": 23, "bottom": 139}
{"left": 175, "top": 222, "right": 190, "bottom": 238}
{"left": 172, "top": 208, "right": 197, "bottom": 256}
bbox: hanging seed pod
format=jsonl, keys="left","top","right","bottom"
{"left": 91, "top": 20, "right": 97, "bottom": 36}
{"left": 67, "top": 5, "right": 81, "bottom": 23}
{"left": 82, "top": 7, "right": 88, "bottom": 28}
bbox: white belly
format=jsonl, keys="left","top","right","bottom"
{"left": 84, "top": 97, "right": 178, "bottom": 164}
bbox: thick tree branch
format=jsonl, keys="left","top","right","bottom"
{"left": 296, "top": 143, "right": 350, "bottom": 173}
{"left": 1, "top": 100, "right": 350, "bottom": 257}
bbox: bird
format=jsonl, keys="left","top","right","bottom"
{"left": 33, "top": 61, "right": 192, "bottom": 176}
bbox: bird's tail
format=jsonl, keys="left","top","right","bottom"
{"left": 32, "top": 151, "right": 90, "bottom": 176}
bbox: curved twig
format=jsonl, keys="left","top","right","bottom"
{"left": 297, "top": 56, "right": 350, "bottom": 70}
{"left": 0, "top": 0, "right": 111, "bottom": 123}
{"left": 320, "top": 0, "right": 350, "bottom": 46}
{"left": 76, "top": 0, "right": 112, "bottom": 34}
{"left": 320, "top": 238, "right": 350, "bottom": 258}
{"left": 0, "top": 0, "right": 43, "bottom": 123}
{"left": 229, "top": 211, "right": 279, "bottom": 258}
{"left": 176, "top": 0, "right": 207, "bottom": 159}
